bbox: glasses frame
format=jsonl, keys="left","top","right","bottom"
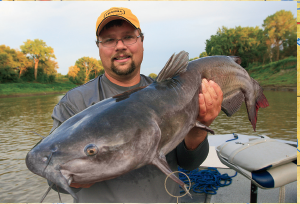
{"left": 96, "top": 35, "right": 141, "bottom": 48}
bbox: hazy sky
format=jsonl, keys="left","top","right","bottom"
{"left": 0, "top": 1, "right": 296, "bottom": 76}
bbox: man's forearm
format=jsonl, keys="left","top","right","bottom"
{"left": 184, "top": 127, "right": 208, "bottom": 150}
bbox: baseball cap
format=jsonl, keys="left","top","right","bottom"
{"left": 96, "top": 7, "right": 141, "bottom": 37}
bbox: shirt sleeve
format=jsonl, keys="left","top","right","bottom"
{"left": 49, "top": 101, "right": 78, "bottom": 133}
{"left": 176, "top": 134, "right": 209, "bottom": 170}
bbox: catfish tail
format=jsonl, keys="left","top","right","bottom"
{"left": 246, "top": 79, "right": 269, "bottom": 131}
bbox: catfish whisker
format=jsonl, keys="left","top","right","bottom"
{"left": 31, "top": 131, "right": 45, "bottom": 139}
{"left": 43, "top": 151, "right": 53, "bottom": 174}
{"left": 56, "top": 184, "right": 62, "bottom": 203}
{"left": 40, "top": 183, "right": 53, "bottom": 203}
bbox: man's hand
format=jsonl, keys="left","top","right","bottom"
{"left": 70, "top": 182, "right": 95, "bottom": 188}
{"left": 184, "top": 79, "right": 223, "bottom": 150}
{"left": 197, "top": 79, "right": 223, "bottom": 126}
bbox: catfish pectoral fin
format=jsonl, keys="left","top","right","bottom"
{"left": 151, "top": 155, "right": 192, "bottom": 198}
{"left": 195, "top": 121, "right": 215, "bottom": 135}
{"left": 221, "top": 90, "right": 245, "bottom": 117}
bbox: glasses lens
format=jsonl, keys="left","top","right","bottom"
{"left": 123, "top": 35, "right": 137, "bottom": 46}
{"left": 102, "top": 39, "right": 117, "bottom": 48}
{"left": 101, "top": 35, "right": 138, "bottom": 47}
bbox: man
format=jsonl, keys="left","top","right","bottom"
{"left": 49, "top": 7, "right": 223, "bottom": 202}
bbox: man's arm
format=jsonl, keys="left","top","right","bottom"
{"left": 176, "top": 79, "right": 223, "bottom": 170}
{"left": 184, "top": 79, "right": 223, "bottom": 150}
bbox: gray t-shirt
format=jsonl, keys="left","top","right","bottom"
{"left": 49, "top": 74, "right": 209, "bottom": 203}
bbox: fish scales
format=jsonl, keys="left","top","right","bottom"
{"left": 26, "top": 51, "right": 269, "bottom": 200}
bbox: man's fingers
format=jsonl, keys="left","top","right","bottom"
{"left": 210, "top": 80, "right": 223, "bottom": 100}
{"left": 208, "top": 80, "right": 218, "bottom": 100}
{"left": 199, "top": 93, "right": 206, "bottom": 116}
{"left": 202, "top": 79, "right": 213, "bottom": 107}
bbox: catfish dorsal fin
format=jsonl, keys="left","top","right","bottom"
{"left": 155, "top": 51, "right": 189, "bottom": 82}
{"left": 229, "top": 56, "right": 242, "bottom": 65}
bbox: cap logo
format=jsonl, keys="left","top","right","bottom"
{"left": 104, "top": 9, "right": 125, "bottom": 18}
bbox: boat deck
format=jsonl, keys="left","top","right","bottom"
{"left": 181, "top": 168, "right": 297, "bottom": 203}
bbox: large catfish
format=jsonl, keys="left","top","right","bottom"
{"left": 26, "top": 51, "right": 269, "bottom": 200}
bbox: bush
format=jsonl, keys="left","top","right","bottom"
{"left": 0, "top": 66, "right": 20, "bottom": 83}
{"left": 20, "top": 67, "right": 56, "bottom": 83}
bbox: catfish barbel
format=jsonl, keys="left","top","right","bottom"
{"left": 26, "top": 51, "right": 269, "bottom": 201}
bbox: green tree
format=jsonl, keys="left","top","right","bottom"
{"left": 199, "top": 52, "right": 207, "bottom": 58}
{"left": 263, "top": 10, "right": 296, "bottom": 61}
{"left": 148, "top": 73, "right": 157, "bottom": 80}
{"left": 20, "top": 39, "right": 56, "bottom": 80}
{"left": 189, "top": 57, "right": 199, "bottom": 61}
{"left": 74, "top": 57, "right": 104, "bottom": 84}
{"left": 205, "top": 26, "right": 267, "bottom": 67}
{"left": 89, "top": 60, "right": 104, "bottom": 80}
{"left": 39, "top": 58, "right": 59, "bottom": 76}
{"left": 0, "top": 45, "right": 32, "bottom": 79}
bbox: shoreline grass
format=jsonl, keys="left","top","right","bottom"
{"left": 0, "top": 81, "right": 78, "bottom": 97}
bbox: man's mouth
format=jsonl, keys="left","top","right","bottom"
{"left": 113, "top": 55, "right": 131, "bottom": 63}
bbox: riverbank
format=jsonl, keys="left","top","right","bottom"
{"left": 0, "top": 82, "right": 296, "bottom": 99}
{"left": 0, "top": 82, "right": 78, "bottom": 98}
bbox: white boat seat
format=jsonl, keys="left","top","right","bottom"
{"left": 216, "top": 136, "right": 297, "bottom": 189}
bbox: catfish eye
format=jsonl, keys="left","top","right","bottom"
{"left": 84, "top": 144, "right": 99, "bottom": 156}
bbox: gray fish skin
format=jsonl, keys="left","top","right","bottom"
{"left": 26, "top": 51, "right": 268, "bottom": 200}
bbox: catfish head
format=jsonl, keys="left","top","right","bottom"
{"left": 26, "top": 108, "right": 161, "bottom": 200}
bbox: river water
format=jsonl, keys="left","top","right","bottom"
{"left": 0, "top": 91, "right": 296, "bottom": 202}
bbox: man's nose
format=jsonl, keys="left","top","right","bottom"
{"left": 115, "top": 39, "right": 127, "bottom": 50}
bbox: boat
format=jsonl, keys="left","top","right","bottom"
{"left": 180, "top": 133, "right": 297, "bottom": 203}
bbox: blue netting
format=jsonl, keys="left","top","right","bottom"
{"left": 178, "top": 167, "right": 237, "bottom": 195}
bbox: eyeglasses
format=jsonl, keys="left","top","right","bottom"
{"left": 97, "top": 35, "right": 141, "bottom": 48}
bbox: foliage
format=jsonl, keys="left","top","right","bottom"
{"left": 20, "top": 39, "right": 56, "bottom": 80}
{"left": 263, "top": 10, "right": 296, "bottom": 62}
{"left": 199, "top": 52, "right": 207, "bottom": 58}
{"left": 68, "top": 65, "right": 80, "bottom": 78}
{"left": 189, "top": 57, "right": 199, "bottom": 61}
{"left": 205, "top": 26, "right": 267, "bottom": 67}
{"left": 148, "top": 73, "right": 157, "bottom": 80}
{"left": 204, "top": 10, "right": 296, "bottom": 68}
{"left": 20, "top": 68, "right": 56, "bottom": 83}
{"left": 69, "top": 57, "right": 103, "bottom": 84}
{"left": 248, "top": 56, "right": 296, "bottom": 86}
{"left": 0, "top": 65, "right": 20, "bottom": 83}
{"left": 39, "top": 58, "right": 59, "bottom": 76}
{"left": 0, "top": 45, "right": 33, "bottom": 78}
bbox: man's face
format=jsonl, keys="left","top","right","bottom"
{"left": 98, "top": 21, "right": 143, "bottom": 78}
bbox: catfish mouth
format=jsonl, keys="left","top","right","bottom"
{"left": 44, "top": 166, "right": 78, "bottom": 200}
{"left": 26, "top": 149, "right": 78, "bottom": 200}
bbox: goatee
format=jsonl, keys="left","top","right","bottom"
{"left": 111, "top": 61, "right": 136, "bottom": 76}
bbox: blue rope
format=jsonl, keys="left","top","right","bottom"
{"left": 178, "top": 167, "right": 237, "bottom": 195}
{"left": 226, "top": 133, "right": 239, "bottom": 142}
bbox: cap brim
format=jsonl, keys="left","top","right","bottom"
{"left": 96, "top": 16, "right": 138, "bottom": 36}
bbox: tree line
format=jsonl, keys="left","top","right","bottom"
{"left": 1, "top": 10, "right": 295, "bottom": 84}
{"left": 192, "top": 10, "right": 296, "bottom": 69}
{"left": 0, "top": 39, "right": 58, "bottom": 83}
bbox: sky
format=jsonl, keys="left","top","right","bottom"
{"left": 0, "top": 1, "right": 296, "bottom": 76}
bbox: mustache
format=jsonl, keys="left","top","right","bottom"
{"left": 111, "top": 52, "right": 132, "bottom": 60}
